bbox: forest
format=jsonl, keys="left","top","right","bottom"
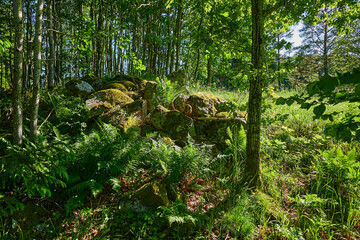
{"left": 0, "top": 0, "right": 360, "bottom": 239}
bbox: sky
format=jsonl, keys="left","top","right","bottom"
{"left": 289, "top": 22, "right": 304, "bottom": 48}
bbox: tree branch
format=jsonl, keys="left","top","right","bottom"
{"left": 264, "top": 0, "right": 291, "bottom": 17}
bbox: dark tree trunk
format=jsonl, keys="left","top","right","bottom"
{"left": 245, "top": 0, "right": 265, "bottom": 189}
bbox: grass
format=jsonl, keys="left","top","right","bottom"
{"left": 1, "top": 84, "right": 360, "bottom": 239}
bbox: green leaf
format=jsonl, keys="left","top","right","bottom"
{"left": 286, "top": 99, "right": 294, "bottom": 106}
{"left": 355, "top": 83, "right": 360, "bottom": 96}
{"left": 317, "top": 75, "right": 339, "bottom": 93}
{"left": 221, "top": 12, "right": 229, "bottom": 18}
{"left": 314, "top": 104, "right": 326, "bottom": 117}
{"left": 276, "top": 97, "right": 286, "bottom": 105}
{"left": 301, "top": 102, "right": 312, "bottom": 110}
{"left": 306, "top": 82, "right": 319, "bottom": 96}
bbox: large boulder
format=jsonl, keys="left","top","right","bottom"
{"left": 141, "top": 81, "right": 158, "bottom": 113}
{"left": 80, "top": 75, "right": 102, "bottom": 89}
{"left": 111, "top": 74, "right": 148, "bottom": 90}
{"left": 194, "top": 117, "right": 246, "bottom": 152}
{"left": 126, "top": 182, "right": 170, "bottom": 213}
{"left": 101, "top": 82, "right": 127, "bottom": 92}
{"left": 173, "top": 93, "right": 188, "bottom": 113}
{"left": 86, "top": 89, "right": 133, "bottom": 108}
{"left": 65, "top": 80, "right": 95, "bottom": 98}
{"left": 123, "top": 99, "right": 145, "bottom": 115}
{"left": 85, "top": 89, "right": 134, "bottom": 122}
{"left": 149, "top": 105, "right": 194, "bottom": 140}
{"left": 174, "top": 92, "right": 227, "bottom": 118}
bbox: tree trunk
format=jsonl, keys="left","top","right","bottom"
{"left": 207, "top": 25, "right": 213, "bottom": 86}
{"left": 175, "top": 0, "right": 183, "bottom": 71}
{"left": 12, "top": 0, "right": 24, "bottom": 145}
{"left": 96, "top": 1, "right": 104, "bottom": 78}
{"left": 47, "top": 0, "right": 55, "bottom": 91}
{"left": 193, "top": 10, "right": 204, "bottom": 81}
{"left": 245, "top": 0, "right": 264, "bottom": 189}
{"left": 25, "top": 0, "right": 32, "bottom": 90}
{"left": 323, "top": 20, "right": 328, "bottom": 75}
{"left": 207, "top": 54, "right": 212, "bottom": 86}
{"left": 29, "top": 0, "right": 44, "bottom": 141}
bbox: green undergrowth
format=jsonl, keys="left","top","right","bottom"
{"left": 1, "top": 86, "right": 359, "bottom": 239}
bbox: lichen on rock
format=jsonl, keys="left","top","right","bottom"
{"left": 187, "top": 92, "right": 226, "bottom": 117}
{"left": 112, "top": 74, "right": 148, "bottom": 90}
{"left": 101, "top": 82, "right": 127, "bottom": 91}
{"left": 173, "top": 93, "right": 188, "bottom": 113}
{"left": 66, "top": 80, "right": 95, "bottom": 98}
{"left": 141, "top": 81, "right": 158, "bottom": 112}
{"left": 88, "top": 89, "right": 134, "bottom": 107}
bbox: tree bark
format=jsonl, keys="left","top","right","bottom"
{"left": 323, "top": 12, "right": 328, "bottom": 76}
{"left": 47, "top": 0, "right": 55, "bottom": 91}
{"left": 175, "top": 0, "right": 183, "bottom": 71}
{"left": 29, "top": 0, "right": 44, "bottom": 141}
{"left": 96, "top": 1, "right": 104, "bottom": 78}
{"left": 207, "top": 25, "right": 213, "bottom": 86}
{"left": 12, "top": 0, "right": 24, "bottom": 145}
{"left": 245, "top": 0, "right": 264, "bottom": 189}
{"left": 25, "top": 0, "right": 32, "bottom": 90}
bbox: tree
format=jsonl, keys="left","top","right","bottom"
{"left": 29, "top": 0, "right": 44, "bottom": 141}
{"left": 12, "top": 0, "right": 24, "bottom": 145}
{"left": 298, "top": 5, "right": 337, "bottom": 77}
{"left": 332, "top": 20, "right": 360, "bottom": 73}
{"left": 47, "top": 0, "right": 55, "bottom": 91}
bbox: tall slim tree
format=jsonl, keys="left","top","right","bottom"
{"left": 29, "top": 0, "right": 44, "bottom": 141}
{"left": 47, "top": 0, "right": 55, "bottom": 91}
{"left": 245, "top": 0, "right": 265, "bottom": 188}
{"left": 298, "top": 4, "right": 337, "bottom": 77}
{"left": 12, "top": 0, "right": 24, "bottom": 145}
{"left": 245, "top": 0, "right": 295, "bottom": 188}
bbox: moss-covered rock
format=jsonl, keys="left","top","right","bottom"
{"left": 127, "top": 182, "right": 169, "bottom": 213}
{"left": 88, "top": 89, "right": 134, "bottom": 107}
{"left": 173, "top": 93, "right": 188, "bottom": 113}
{"left": 194, "top": 117, "right": 246, "bottom": 152}
{"left": 123, "top": 99, "right": 145, "bottom": 115}
{"left": 112, "top": 74, "right": 148, "bottom": 90}
{"left": 85, "top": 89, "right": 134, "bottom": 128}
{"left": 141, "top": 81, "right": 158, "bottom": 112}
{"left": 116, "top": 80, "right": 137, "bottom": 91}
{"left": 185, "top": 92, "right": 227, "bottom": 117}
{"left": 101, "top": 82, "right": 127, "bottom": 91}
{"left": 166, "top": 182, "right": 185, "bottom": 202}
{"left": 65, "top": 80, "right": 95, "bottom": 98}
{"left": 80, "top": 75, "right": 102, "bottom": 89}
{"left": 149, "top": 105, "right": 193, "bottom": 140}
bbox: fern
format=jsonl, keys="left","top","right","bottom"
{"left": 212, "top": 126, "right": 246, "bottom": 184}
{"left": 154, "top": 77, "right": 184, "bottom": 108}
{"left": 63, "top": 123, "right": 147, "bottom": 212}
{"left": 312, "top": 147, "right": 360, "bottom": 223}
{"left": 0, "top": 136, "right": 69, "bottom": 198}
{"left": 142, "top": 137, "right": 212, "bottom": 184}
